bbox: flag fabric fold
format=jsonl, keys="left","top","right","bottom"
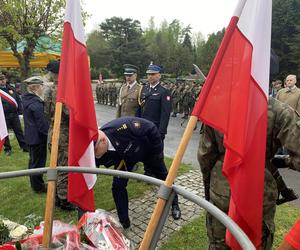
{"left": 0, "top": 97, "right": 8, "bottom": 152}
{"left": 56, "top": 0, "right": 98, "bottom": 211}
{"left": 192, "top": 0, "right": 272, "bottom": 248}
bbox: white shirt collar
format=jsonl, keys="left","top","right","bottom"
{"left": 150, "top": 82, "right": 160, "bottom": 89}
{"left": 127, "top": 81, "right": 137, "bottom": 89}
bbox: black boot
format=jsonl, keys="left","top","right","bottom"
{"left": 171, "top": 204, "right": 181, "bottom": 220}
{"left": 120, "top": 218, "right": 131, "bottom": 229}
{"left": 276, "top": 188, "right": 299, "bottom": 205}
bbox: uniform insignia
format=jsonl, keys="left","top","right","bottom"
{"left": 133, "top": 121, "right": 141, "bottom": 128}
{"left": 116, "top": 141, "right": 120, "bottom": 146}
{"left": 152, "top": 93, "right": 159, "bottom": 96}
{"left": 9, "top": 90, "right": 13, "bottom": 95}
{"left": 166, "top": 96, "right": 171, "bottom": 101}
{"left": 117, "top": 123, "right": 127, "bottom": 131}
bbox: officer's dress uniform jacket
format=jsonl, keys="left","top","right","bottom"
{"left": 95, "top": 117, "right": 173, "bottom": 223}
{"left": 116, "top": 82, "right": 143, "bottom": 118}
{"left": 139, "top": 83, "right": 172, "bottom": 138}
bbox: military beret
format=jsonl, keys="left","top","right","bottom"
{"left": 46, "top": 60, "right": 60, "bottom": 74}
{"left": 24, "top": 76, "right": 44, "bottom": 85}
{"left": 146, "top": 63, "right": 162, "bottom": 74}
{"left": 124, "top": 64, "right": 138, "bottom": 75}
{"left": 0, "top": 74, "right": 6, "bottom": 80}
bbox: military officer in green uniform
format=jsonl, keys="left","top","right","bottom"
{"left": 198, "top": 97, "right": 300, "bottom": 250}
{"left": 116, "top": 64, "right": 143, "bottom": 118}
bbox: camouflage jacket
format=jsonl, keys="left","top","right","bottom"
{"left": 44, "top": 82, "right": 69, "bottom": 149}
{"left": 197, "top": 97, "right": 300, "bottom": 232}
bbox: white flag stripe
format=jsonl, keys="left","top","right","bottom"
{"left": 237, "top": 0, "right": 272, "bottom": 96}
{"left": 0, "top": 97, "right": 8, "bottom": 140}
{"left": 78, "top": 141, "right": 97, "bottom": 190}
{"left": 233, "top": 0, "right": 247, "bottom": 17}
{"left": 64, "top": 0, "right": 86, "bottom": 45}
{"left": 0, "top": 89, "right": 18, "bottom": 108}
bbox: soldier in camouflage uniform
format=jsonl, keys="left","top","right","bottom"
{"left": 171, "top": 84, "right": 180, "bottom": 117}
{"left": 198, "top": 97, "right": 300, "bottom": 250}
{"left": 95, "top": 81, "right": 101, "bottom": 104}
{"left": 44, "top": 60, "right": 75, "bottom": 211}
{"left": 182, "top": 84, "right": 192, "bottom": 119}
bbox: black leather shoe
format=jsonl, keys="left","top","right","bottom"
{"left": 171, "top": 204, "right": 181, "bottom": 220}
{"left": 120, "top": 218, "right": 131, "bottom": 229}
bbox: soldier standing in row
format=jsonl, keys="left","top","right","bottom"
{"left": 198, "top": 97, "right": 300, "bottom": 249}
{"left": 116, "top": 64, "right": 143, "bottom": 118}
{"left": 0, "top": 73, "right": 28, "bottom": 155}
{"left": 44, "top": 60, "right": 75, "bottom": 211}
{"left": 171, "top": 83, "right": 180, "bottom": 117}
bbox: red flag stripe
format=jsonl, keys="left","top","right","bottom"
{"left": 192, "top": 0, "right": 271, "bottom": 248}
{"left": 0, "top": 97, "right": 8, "bottom": 152}
{"left": 57, "top": 0, "right": 98, "bottom": 211}
{"left": 0, "top": 90, "right": 18, "bottom": 108}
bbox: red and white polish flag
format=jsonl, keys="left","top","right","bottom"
{"left": 57, "top": 0, "right": 99, "bottom": 211}
{"left": 192, "top": 0, "right": 272, "bottom": 248}
{"left": 0, "top": 97, "right": 8, "bottom": 152}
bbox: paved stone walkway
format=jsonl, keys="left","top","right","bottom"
{"left": 110, "top": 169, "right": 205, "bottom": 249}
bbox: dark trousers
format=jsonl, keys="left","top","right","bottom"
{"left": 28, "top": 143, "right": 47, "bottom": 192}
{"left": 112, "top": 154, "right": 179, "bottom": 223}
{"left": 4, "top": 113, "right": 27, "bottom": 152}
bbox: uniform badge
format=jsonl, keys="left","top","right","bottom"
{"left": 166, "top": 96, "right": 171, "bottom": 101}
{"left": 9, "top": 90, "right": 13, "bottom": 95}
{"left": 133, "top": 121, "right": 141, "bottom": 129}
{"left": 152, "top": 93, "right": 159, "bottom": 96}
{"left": 117, "top": 123, "right": 128, "bottom": 131}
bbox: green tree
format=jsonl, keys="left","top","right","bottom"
{"left": 0, "top": 0, "right": 65, "bottom": 79}
{"left": 196, "top": 29, "right": 225, "bottom": 75}
{"left": 272, "top": 0, "right": 300, "bottom": 78}
{"left": 99, "top": 17, "right": 148, "bottom": 76}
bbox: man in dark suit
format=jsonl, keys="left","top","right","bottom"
{"left": 94, "top": 117, "right": 181, "bottom": 228}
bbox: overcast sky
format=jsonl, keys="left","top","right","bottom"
{"left": 83, "top": 0, "right": 239, "bottom": 38}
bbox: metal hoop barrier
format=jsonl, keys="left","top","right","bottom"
{"left": 0, "top": 167, "right": 255, "bottom": 250}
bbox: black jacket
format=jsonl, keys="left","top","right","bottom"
{"left": 22, "top": 93, "right": 49, "bottom": 145}
{"left": 96, "top": 117, "right": 163, "bottom": 168}
{"left": 0, "top": 84, "right": 22, "bottom": 115}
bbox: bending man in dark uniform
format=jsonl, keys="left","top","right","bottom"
{"left": 94, "top": 117, "right": 181, "bottom": 228}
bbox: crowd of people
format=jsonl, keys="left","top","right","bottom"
{"left": 1, "top": 60, "right": 300, "bottom": 248}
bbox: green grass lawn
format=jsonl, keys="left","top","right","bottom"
{"left": 159, "top": 201, "right": 300, "bottom": 249}
{"left": 0, "top": 137, "right": 191, "bottom": 225}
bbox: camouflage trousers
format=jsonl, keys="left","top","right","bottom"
{"left": 56, "top": 149, "right": 68, "bottom": 200}
{"left": 207, "top": 166, "right": 277, "bottom": 250}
